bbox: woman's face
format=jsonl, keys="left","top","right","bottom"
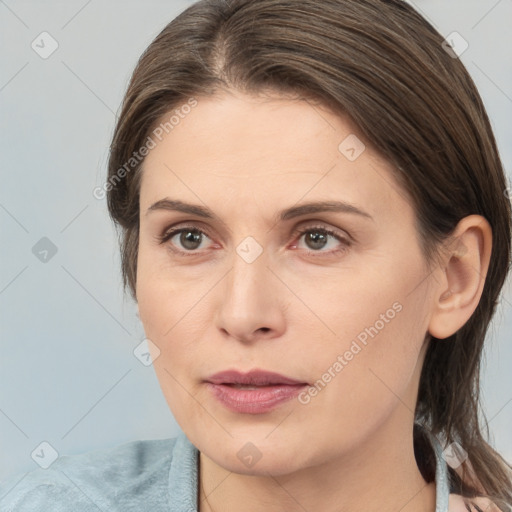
{"left": 136, "top": 90, "right": 440, "bottom": 475}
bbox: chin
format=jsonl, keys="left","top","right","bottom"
{"left": 198, "top": 433, "right": 317, "bottom": 477}
{"left": 215, "top": 451, "right": 304, "bottom": 477}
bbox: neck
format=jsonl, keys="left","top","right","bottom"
{"left": 198, "top": 416, "right": 436, "bottom": 512}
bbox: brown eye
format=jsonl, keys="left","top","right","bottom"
{"left": 178, "top": 229, "right": 203, "bottom": 250}
{"left": 158, "top": 226, "right": 214, "bottom": 254}
{"left": 292, "top": 225, "right": 351, "bottom": 256}
{"left": 304, "top": 230, "right": 330, "bottom": 250}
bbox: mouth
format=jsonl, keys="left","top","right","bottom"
{"left": 204, "top": 369, "right": 309, "bottom": 414}
{"left": 223, "top": 384, "right": 277, "bottom": 389}
{"left": 205, "top": 368, "right": 309, "bottom": 387}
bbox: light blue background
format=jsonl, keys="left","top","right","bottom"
{"left": 1, "top": 0, "right": 511, "bottom": 483}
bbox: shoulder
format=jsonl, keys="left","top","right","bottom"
{"left": 0, "top": 437, "right": 178, "bottom": 512}
{"left": 449, "top": 493, "right": 503, "bottom": 512}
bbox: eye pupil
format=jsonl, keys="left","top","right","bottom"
{"left": 306, "top": 231, "right": 328, "bottom": 250}
{"left": 180, "top": 230, "right": 202, "bottom": 250}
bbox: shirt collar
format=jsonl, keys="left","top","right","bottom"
{"left": 426, "top": 430, "right": 451, "bottom": 512}
{"left": 168, "top": 430, "right": 199, "bottom": 512}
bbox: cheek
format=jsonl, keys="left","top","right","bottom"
{"left": 136, "top": 242, "right": 206, "bottom": 337}
{"left": 291, "top": 249, "right": 431, "bottom": 424}
{"left": 286, "top": 249, "right": 428, "bottom": 354}
{"left": 135, "top": 245, "right": 218, "bottom": 388}
{"left": 291, "top": 300, "right": 428, "bottom": 456}
{"left": 136, "top": 257, "right": 208, "bottom": 428}
{"left": 298, "top": 287, "right": 425, "bottom": 395}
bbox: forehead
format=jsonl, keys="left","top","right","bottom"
{"left": 139, "top": 91, "right": 412, "bottom": 223}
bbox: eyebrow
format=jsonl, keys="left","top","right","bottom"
{"left": 146, "top": 198, "right": 373, "bottom": 222}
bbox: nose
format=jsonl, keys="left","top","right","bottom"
{"left": 214, "top": 248, "right": 287, "bottom": 344}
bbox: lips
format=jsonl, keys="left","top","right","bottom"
{"left": 205, "top": 369, "right": 308, "bottom": 386}
{"left": 204, "top": 369, "right": 309, "bottom": 414}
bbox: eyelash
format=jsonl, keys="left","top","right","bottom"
{"left": 156, "top": 224, "right": 351, "bottom": 258}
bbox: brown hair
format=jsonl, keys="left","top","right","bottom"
{"left": 106, "top": 0, "right": 512, "bottom": 508}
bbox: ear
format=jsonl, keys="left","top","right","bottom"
{"left": 428, "top": 215, "right": 492, "bottom": 340}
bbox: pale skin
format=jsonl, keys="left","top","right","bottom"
{"left": 136, "top": 89, "right": 493, "bottom": 512}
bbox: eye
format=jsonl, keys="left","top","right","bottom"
{"left": 291, "top": 225, "right": 351, "bottom": 256}
{"left": 157, "top": 226, "right": 215, "bottom": 254}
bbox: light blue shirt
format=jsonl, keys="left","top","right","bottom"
{"left": 0, "top": 431, "right": 451, "bottom": 511}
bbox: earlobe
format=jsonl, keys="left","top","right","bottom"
{"left": 428, "top": 215, "right": 492, "bottom": 340}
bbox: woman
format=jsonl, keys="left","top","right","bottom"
{"left": 1, "top": 0, "right": 511, "bottom": 510}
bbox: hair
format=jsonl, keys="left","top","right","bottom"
{"left": 106, "top": 0, "right": 512, "bottom": 508}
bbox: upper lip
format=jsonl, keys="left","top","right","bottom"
{"left": 205, "top": 369, "right": 308, "bottom": 386}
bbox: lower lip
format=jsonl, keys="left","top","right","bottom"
{"left": 205, "top": 383, "right": 308, "bottom": 414}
